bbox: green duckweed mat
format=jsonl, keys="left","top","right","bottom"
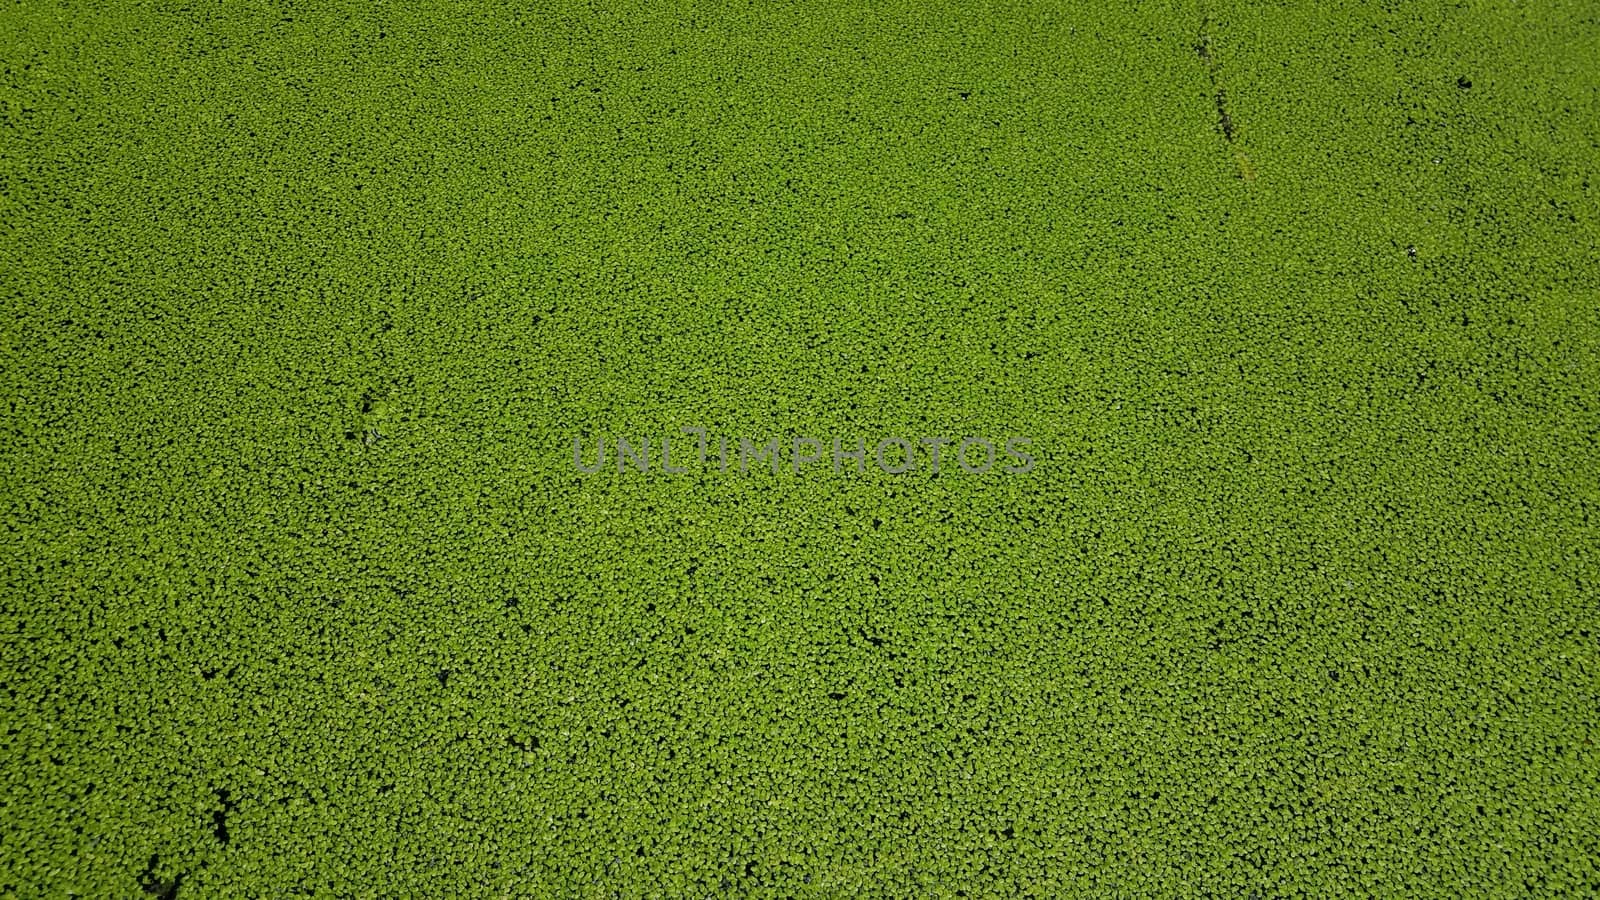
{"left": 3, "top": 1, "right": 1598, "bottom": 896}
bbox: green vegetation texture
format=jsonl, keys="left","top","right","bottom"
{"left": 3, "top": 0, "right": 1598, "bottom": 896}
